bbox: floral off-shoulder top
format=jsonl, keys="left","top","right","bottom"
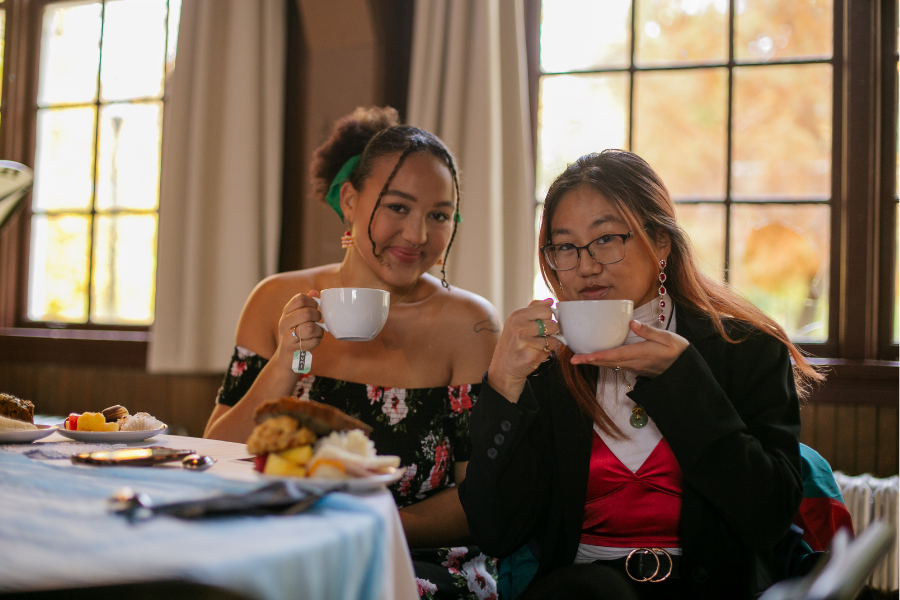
{"left": 216, "top": 346, "right": 481, "bottom": 509}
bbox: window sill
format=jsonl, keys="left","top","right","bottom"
{"left": 0, "top": 331, "right": 895, "bottom": 399}
{"left": 805, "top": 358, "right": 899, "bottom": 405}
{"left": 0, "top": 328, "right": 149, "bottom": 368}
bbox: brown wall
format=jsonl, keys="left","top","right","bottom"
{"left": 1, "top": 360, "right": 897, "bottom": 477}
{"left": 0, "top": 362, "right": 221, "bottom": 437}
{"left": 800, "top": 402, "right": 899, "bottom": 478}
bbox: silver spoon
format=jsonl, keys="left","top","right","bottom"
{"left": 182, "top": 454, "right": 216, "bottom": 471}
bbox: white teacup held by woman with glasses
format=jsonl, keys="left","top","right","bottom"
{"left": 459, "top": 149, "right": 821, "bottom": 600}
{"left": 203, "top": 107, "right": 501, "bottom": 600}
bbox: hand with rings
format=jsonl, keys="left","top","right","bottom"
{"left": 487, "top": 298, "right": 561, "bottom": 403}
{"left": 274, "top": 290, "right": 326, "bottom": 368}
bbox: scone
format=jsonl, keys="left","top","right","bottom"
{"left": 248, "top": 397, "right": 398, "bottom": 478}
{"left": 0, "top": 393, "right": 34, "bottom": 424}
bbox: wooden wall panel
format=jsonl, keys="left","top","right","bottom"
{"left": 800, "top": 402, "right": 900, "bottom": 478}
{"left": 799, "top": 403, "right": 816, "bottom": 448}
{"left": 2, "top": 362, "right": 896, "bottom": 476}
{"left": 876, "top": 405, "right": 899, "bottom": 476}
{"left": 855, "top": 405, "right": 878, "bottom": 474}
{"left": 811, "top": 404, "right": 837, "bottom": 465}
{"left": 0, "top": 363, "right": 222, "bottom": 437}
{"left": 833, "top": 405, "right": 858, "bottom": 473}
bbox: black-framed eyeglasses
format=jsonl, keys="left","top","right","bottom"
{"left": 541, "top": 232, "right": 633, "bottom": 271}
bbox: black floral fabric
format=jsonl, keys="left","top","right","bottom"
{"left": 216, "top": 346, "right": 498, "bottom": 599}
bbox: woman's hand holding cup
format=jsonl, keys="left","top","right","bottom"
{"left": 487, "top": 299, "right": 560, "bottom": 403}
{"left": 273, "top": 290, "right": 325, "bottom": 370}
{"left": 569, "top": 320, "right": 689, "bottom": 378}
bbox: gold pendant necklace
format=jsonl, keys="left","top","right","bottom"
{"left": 613, "top": 367, "right": 649, "bottom": 429}
{"left": 616, "top": 300, "right": 672, "bottom": 429}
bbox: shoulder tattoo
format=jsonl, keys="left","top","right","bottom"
{"left": 474, "top": 315, "right": 500, "bottom": 334}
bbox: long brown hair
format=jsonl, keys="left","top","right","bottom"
{"left": 538, "top": 150, "right": 823, "bottom": 438}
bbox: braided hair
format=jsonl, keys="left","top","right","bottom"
{"left": 310, "top": 107, "right": 461, "bottom": 288}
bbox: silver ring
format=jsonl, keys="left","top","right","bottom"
{"left": 291, "top": 326, "right": 299, "bottom": 342}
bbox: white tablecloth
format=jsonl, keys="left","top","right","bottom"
{"left": 0, "top": 433, "right": 418, "bottom": 600}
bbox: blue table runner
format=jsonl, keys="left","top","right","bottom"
{"left": 0, "top": 452, "right": 385, "bottom": 600}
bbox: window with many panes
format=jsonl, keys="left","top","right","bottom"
{"left": 534, "top": 0, "right": 842, "bottom": 346}
{"left": 24, "top": 0, "right": 179, "bottom": 327}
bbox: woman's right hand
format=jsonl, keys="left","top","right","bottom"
{"left": 271, "top": 290, "right": 326, "bottom": 368}
{"left": 487, "top": 299, "right": 560, "bottom": 403}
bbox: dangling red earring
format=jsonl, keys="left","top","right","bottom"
{"left": 657, "top": 259, "right": 667, "bottom": 324}
{"left": 341, "top": 230, "right": 354, "bottom": 249}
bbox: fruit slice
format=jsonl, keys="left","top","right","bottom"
{"left": 66, "top": 413, "right": 80, "bottom": 431}
{"left": 307, "top": 458, "right": 348, "bottom": 479}
{"left": 76, "top": 412, "right": 106, "bottom": 432}
{"left": 253, "top": 455, "right": 268, "bottom": 473}
{"left": 263, "top": 452, "right": 308, "bottom": 477}
{"left": 103, "top": 422, "right": 119, "bottom": 432}
{"left": 279, "top": 445, "right": 313, "bottom": 465}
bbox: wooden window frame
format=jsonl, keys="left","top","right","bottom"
{"left": 0, "top": 0, "right": 177, "bottom": 368}
{"left": 525, "top": 0, "right": 899, "bottom": 382}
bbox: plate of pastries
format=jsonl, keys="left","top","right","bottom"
{"left": 0, "top": 393, "right": 57, "bottom": 444}
{"left": 247, "top": 397, "right": 404, "bottom": 492}
{"left": 57, "top": 405, "right": 168, "bottom": 442}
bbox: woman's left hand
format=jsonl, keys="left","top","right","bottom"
{"left": 569, "top": 320, "right": 690, "bottom": 378}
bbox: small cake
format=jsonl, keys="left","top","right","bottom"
{"left": 101, "top": 405, "right": 129, "bottom": 422}
{"left": 0, "top": 393, "right": 37, "bottom": 432}
{"left": 0, "top": 393, "right": 34, "bottom": 424}
{"left": 118, "top": 412, "right": 166, "bottom": 431}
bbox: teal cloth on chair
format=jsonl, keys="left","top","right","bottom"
{"left": 497, "top": 542, "right": 539, "bottom": 599}
{"left": 794, "top": 443, "right": 854, "bottom": 551}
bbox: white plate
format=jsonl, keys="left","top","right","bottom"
{"left": 263, "top": 467, "right": 406, "bottom": 493}
{"left": 0, "top": 424, "right": 58, "bottom": 444}
{"left": 56, "top": 425, "right": 168, "bottom": 443}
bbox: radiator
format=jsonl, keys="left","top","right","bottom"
{"left": 833, "top": 472, "right": 899, "bottom": 592}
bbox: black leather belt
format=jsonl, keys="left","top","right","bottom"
{"left": 594, "top": 548, "right": 681, "bottom": 582}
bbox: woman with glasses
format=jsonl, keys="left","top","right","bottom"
{"left": 459, "top": 150, "right": 822, "bottom": 600}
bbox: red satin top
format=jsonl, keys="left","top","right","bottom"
{"left": 581, "top": 431, "right": 683, "bottom": 547}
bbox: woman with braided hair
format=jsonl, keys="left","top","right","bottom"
{"left": 205, "top": 106, "right": 500, "bottom": 598}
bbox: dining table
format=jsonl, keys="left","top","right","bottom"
{"left": 0, "top": 427, "right": 420, "bottom": 600}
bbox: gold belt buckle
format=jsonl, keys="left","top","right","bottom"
{"left": 625, "top": 547, "right": 673, "bottom": 583}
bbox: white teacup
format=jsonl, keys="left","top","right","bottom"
{"left": 314, "top": 288, "right": 390, "bottom": 341}
{"left": 551, "top": 299, "right": 634, "bottom": 354}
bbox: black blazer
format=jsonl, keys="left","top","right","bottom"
{"left": 458, "top": 308, "right": 802, "bottom": 600}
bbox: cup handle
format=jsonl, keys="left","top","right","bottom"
{"left": 312, "top": 297, "right": 329, "bottom": 333}
{"left": 550, "top": 306, "right": 566, "bottom": 346}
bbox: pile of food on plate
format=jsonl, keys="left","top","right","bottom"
{"left": 247, "top": 397, "right": 400, "bottom": 479}
{"left": 0, "top": 393, "right": 37, "bottom": 432}
{"left": 64, "top": 405, "right": 167, "bottom": 432}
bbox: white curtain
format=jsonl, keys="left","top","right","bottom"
{"left": 407, "top": 0, "right": 535, "bottom": 319}
{"left": 148, "top": 0, "right": 286, "bottom": 374}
